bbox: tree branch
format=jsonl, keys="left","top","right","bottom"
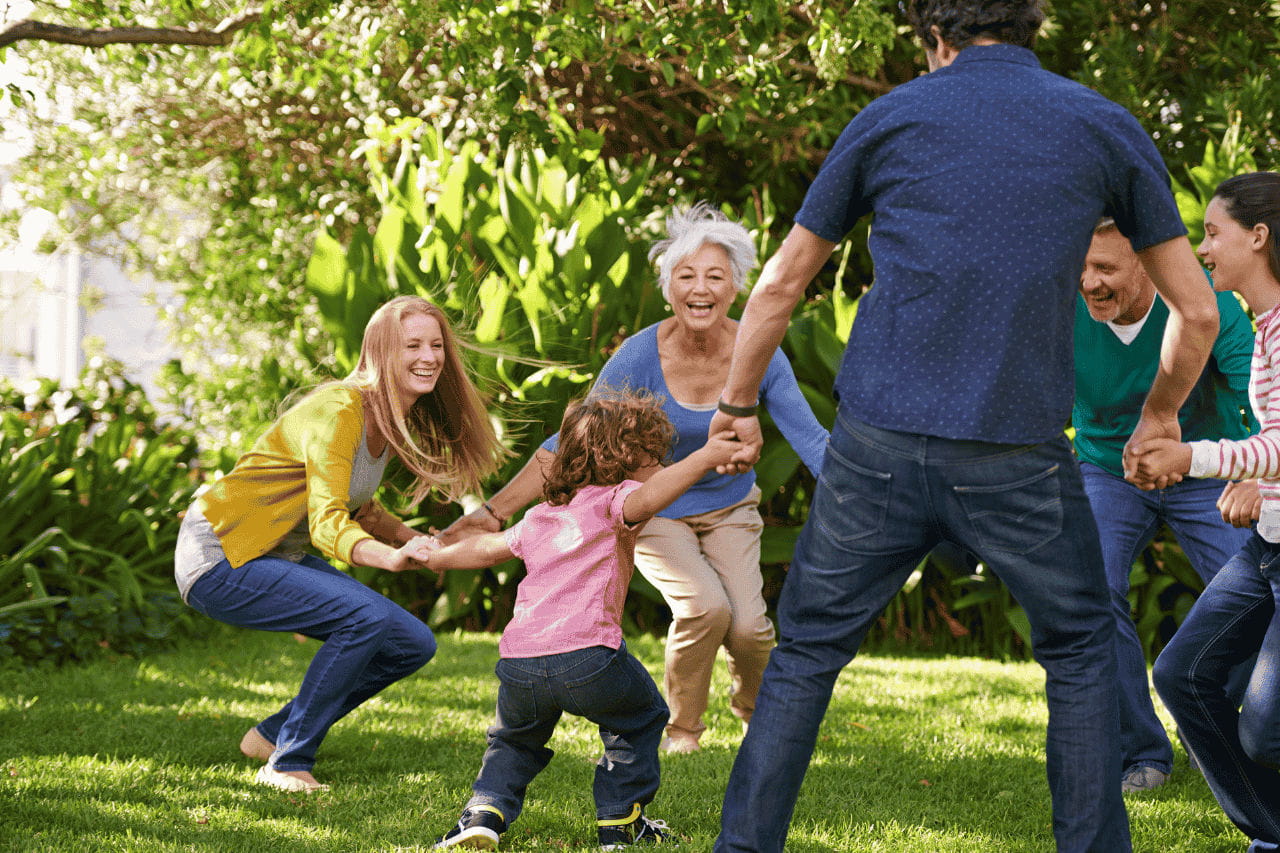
{"left": 0, "top": 10, "right": 262, "bottom": 50}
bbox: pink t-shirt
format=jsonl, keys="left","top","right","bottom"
{"left": 500, "top": 481, "right": 642, "bottom": 658}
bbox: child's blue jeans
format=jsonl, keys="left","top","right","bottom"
{"left": 466, "top": 642, "right": 668, "bottom": 825}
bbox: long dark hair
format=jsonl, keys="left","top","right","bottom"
{"left": 1213, "top": 172, "right": 1280, "bottom": 284}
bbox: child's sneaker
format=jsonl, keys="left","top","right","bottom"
{"left": 434, "top": 805, "right": 506, "bottom": 849}
{"left": 597, "top": 803, "right": 668, "bottom": 849}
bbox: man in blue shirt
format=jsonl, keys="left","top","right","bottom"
{"left": 707, "top": 1, "right": 1220, "bottom": 851}
{"left": 1075, "top": 218, "right": 1257, "bottom": 794}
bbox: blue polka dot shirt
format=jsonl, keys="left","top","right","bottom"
{"left": 795, "top": 44, "right": 1186, "bottom": 444}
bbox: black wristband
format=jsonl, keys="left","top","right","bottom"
{"left": 717, "top": 399, "right": 758, "bottom": 417}
{"left": 482, "top": 502, "right": 505, "bottom": 524}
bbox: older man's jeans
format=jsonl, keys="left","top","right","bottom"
{"left": 467, "top": 643, "right": 668, "bottom": 826}
{"left": 715, "top": 413, "right": 1129, "bottom": 853}
{"left": 1153, "top": 533, "right": 1280, "bottom": 849}
{"left": 1080, "top": 462, "right": 1253, "bottom": 776}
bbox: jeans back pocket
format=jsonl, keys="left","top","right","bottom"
{"left": 952, "top": 462, "right": 1063, "bottom": 555}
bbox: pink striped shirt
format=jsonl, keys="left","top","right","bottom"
{"left": 1189, "top": 303, "right": 1280, "bottom": 541}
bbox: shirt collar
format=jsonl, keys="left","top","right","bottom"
{"left": 950, "top": 43, "right": 1041, "bottom": 69}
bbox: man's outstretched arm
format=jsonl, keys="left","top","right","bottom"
{"left": 711, "top": 224, "right": 836, "bottom": 473}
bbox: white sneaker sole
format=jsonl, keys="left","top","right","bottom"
{"left": 434, "top": 827, "right": 500, "bottom": 849}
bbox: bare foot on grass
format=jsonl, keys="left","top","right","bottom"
{"left": 255, "top": 765, "right": 329, "bottom": 792}
{"left": 239, "top": 727, "right": 275, "bottom": 762}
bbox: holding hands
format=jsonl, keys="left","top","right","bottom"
{"left": 1123, "top": 413, "right": 1186, "bottom": 491}
{"left": 387, "top": 534, "right": 441, "bottom": 572}
{"left": 699, "top": 429, "right": 748, "bottom": 472}
{"left": 708, "top": 410, "right": 761, "bottom": 475}
{"left": 1124, "top": 437, "right": 1192, "bottom": 491}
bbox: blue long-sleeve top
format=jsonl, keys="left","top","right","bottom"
{"left": 543, "top": 322, "right": 829, "bottom": 519}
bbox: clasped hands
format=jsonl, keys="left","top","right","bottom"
{"left": 1123, "top": 415, "right": 1260, "bottom": 528}
{"left": 707, "top": 410, "right": 764, "bottom": 475}
{"left": 388, "top": 534, "right": 442, "bottom": 573}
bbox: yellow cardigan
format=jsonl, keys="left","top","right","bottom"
{"left": 198, "top": 384, "right": 398, "bottom": 568}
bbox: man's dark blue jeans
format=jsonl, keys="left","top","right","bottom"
{"left": 716, "top": 412, "right": 1130, "bottom": 853}
{"left": 466, "top": 642, "right": 668, "bottom": 826}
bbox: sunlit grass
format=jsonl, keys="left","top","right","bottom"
{"left": 0, "top": 625, "right": 1241, "bottom": 851}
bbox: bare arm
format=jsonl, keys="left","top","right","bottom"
{"left": 623, "top": 432, "right": 742, "bottom": 524}
{"left": 354, "top": 500, "right": 419, "bottom": 546}
{"left": 1124, "top": 235, "right": 1219, "bottom": 487}
{"left": 423, "top": 531, "right": 515, "bottom": 571}
{"left": 709, "top": 225, "right": 837, "bottom": 472}
{"left": 436, "top": 447, "right": 554, "bottom": 543}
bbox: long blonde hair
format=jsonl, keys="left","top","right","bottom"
{"left": 346, "top": 296, "right": 505, "bottom": 504}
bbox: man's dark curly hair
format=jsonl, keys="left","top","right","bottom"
{"left": 904, "top": 0, "right": 1044, "bottom": 50}
{"left": 543, "top": 386, "right": 676, "bottom": 507}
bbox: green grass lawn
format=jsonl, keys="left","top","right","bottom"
{"left": 0, "top": 626, "right": 1243, "bottom": 852}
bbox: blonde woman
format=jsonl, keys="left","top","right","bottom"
{"left": 174, "top": 296, "right": 503, "bottom": 792}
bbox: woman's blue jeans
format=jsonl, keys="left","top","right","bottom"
{"left": 1153, "top": 533, "right": 1280, "bottom": 848}
{"left": 187, "top": 553, "right": 436, "bottom": 772}
{"left": 715, "top": 413, "right": 1129, "bottom": 853}
{"left": 1080, "top": 462, "right": 1252, "bottom": 775}
{"left": 466, "top": 643, "right": 668, "bottom": 825}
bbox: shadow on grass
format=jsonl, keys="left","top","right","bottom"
{"left": 0, "top": 627, "right": 1240, "bottom": 852}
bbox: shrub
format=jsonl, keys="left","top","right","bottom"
{"left": 0, "top": 360, "right": 207, "bottom": 665}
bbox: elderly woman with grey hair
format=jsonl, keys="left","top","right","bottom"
{"left": 442, "top": 202, "right": 827, "bottom": 752}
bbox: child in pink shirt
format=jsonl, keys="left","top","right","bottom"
{"left": 424, "top": 389, "right": 742, "bottom": 850}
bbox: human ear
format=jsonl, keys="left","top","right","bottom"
{"left": 1252, "top": 222, "right": 1271, "bottom": 252}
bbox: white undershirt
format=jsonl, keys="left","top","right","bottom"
{"left": 1106, "top": 295, "right": 1158, "bottom": 345}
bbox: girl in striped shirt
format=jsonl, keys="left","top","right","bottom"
{"left": 1129, "top": 171, "right": 1280, "bottom": 851}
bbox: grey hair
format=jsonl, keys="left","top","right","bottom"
{"left": 1094, "top": 217, "right": 1118, "bottom": 235}
{"left": 648, "top": 201, "right": 758, "bottom": 302}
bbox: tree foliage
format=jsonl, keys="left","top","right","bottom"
{"left": 3, "top": 0, "right": 1276, "bottom": 655}
{"left": 4, "top": 1, "right": 1275, "bottom": 451}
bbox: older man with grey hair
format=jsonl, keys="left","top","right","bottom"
{"left": 1075, "top": 216, "right": 1257, "bottom": 793}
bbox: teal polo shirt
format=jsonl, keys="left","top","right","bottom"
{"left": 1072, "top": 289, "right": 1256, "bottom": 477}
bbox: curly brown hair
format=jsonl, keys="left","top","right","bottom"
{"left": 904, "top": 0, "right": 1044, "bottom": 50}
{"left": 543, "top": 387, "right": 676, "bottom": 506}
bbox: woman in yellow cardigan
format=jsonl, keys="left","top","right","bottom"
{"left": 174, "top": 296, "right": 503, "bottom": 792}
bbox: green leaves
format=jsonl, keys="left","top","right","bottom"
{"left": 1172, "top": 115, "right": 1258, "bottom": 250}
{"left": 0, "top": 365, "right": 204, "bottom": 665}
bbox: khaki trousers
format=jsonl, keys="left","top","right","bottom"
{"left": 634, "top": 486, "right": 774, "bottom": 741}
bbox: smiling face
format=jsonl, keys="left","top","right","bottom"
{"left": 667, "top": 241, "right": 737, "bottom": 332}
{"left": 395, "top": 312, "right": 445, "bottom": 411}
{"left": 1198, "top": 196, "right": 1260, "bottom": 293}
{"left": 1079, "top": 228, "right": 1155, "bottom": 325}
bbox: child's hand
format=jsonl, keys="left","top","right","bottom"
{"left": 386, "top": 535, "right": 439, "bottom": 572}
{"left": 1125, "top": 438, "right": 1192, "bottom": 491}
{"left": 699, "top": 430, "right": 743, "bottom": 471}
